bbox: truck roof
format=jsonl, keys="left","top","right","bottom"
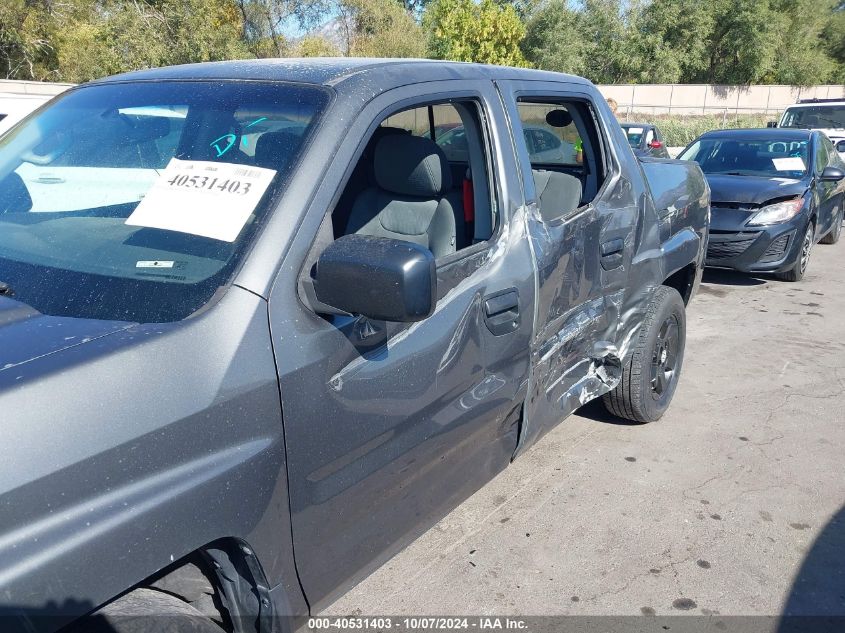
{"left": 88, "top": 57, "right": 591, "bottom": 90}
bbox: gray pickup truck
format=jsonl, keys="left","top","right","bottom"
{"left": 0, "top": 59, "right": 709, "bottom": 633}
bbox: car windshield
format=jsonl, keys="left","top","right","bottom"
{"left": 678, "top": 137, "right": 809, "bottom": 179}
{"left": 0, "top": 80, "right": 328, "bottom": 323}
{"left": 781, "top": 105, "right": 845, "bottom": 129}
{"left": 622, "top": 126, "right": 645, "bottom": 148}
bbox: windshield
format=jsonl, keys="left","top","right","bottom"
{"left": 781, "top": 105, "right": 845, "bottom": 129}
{"left": 0, "top": 81, "right": 328, "bottom": 323}
{"left": 621, "top": 126, "right": 645, "bottom": 148}
{"left": 678, "top": 137, "right": 809, "bottom": 179}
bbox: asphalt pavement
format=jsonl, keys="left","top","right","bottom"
{"left": 323, "top": 236, "right": 845, "bottom": 619}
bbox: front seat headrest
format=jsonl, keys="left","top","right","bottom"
{"left": 254, "top": 131, "right": 302, "bottom": 170}
{"left": 373, "top": 134, "right": 452, "bottom": 197}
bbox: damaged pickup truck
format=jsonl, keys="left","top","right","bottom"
{"left": 0, "top": 59, "right": 709, "bottom": 632}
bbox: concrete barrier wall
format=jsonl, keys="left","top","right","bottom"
{"left": 597, "top": 83, "right": 845, "bottom": 117}
{"left": 0, "top": 79, "right": 73, "bottom": 96}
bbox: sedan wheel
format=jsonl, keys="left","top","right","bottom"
{"left": 651, "top": 315, "right": 680, "bottom": 399}
{"left": 820, "top": 207, "right": 843, "bottom": 244}
{"left": 776, "top": 223, "right": 814, "bottom": 282}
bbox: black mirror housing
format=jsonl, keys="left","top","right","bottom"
{"left": 836, "top": 140, "right": 845, "bottom": 153}
{"left": 766, "top": 121, "right": 778, "bottom": 128}
{"left": 821, "top": 166, "right": 845, "bottom": 182}
{"left": 315, "top": 234, "right": 436, "bottom": 322}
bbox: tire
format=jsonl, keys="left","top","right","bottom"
{"left": 776, "top": 222, "right": 814, "bottom": 282}
{"left": 820, "top": 208, "right": 842, "bottom": 244}
{"left": 71, "top": 588, "right": 226, "bottom": 633}
{"left": 602, "top": 285, "right": 686, "bottom": 423}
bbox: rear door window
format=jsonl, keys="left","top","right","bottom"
{"left": 515, "top": 103, "right": 581, "bottom": 167}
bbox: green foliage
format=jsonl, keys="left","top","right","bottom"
{"left": 520, "top": 0, "right": 587, "bottom": 75}
{"left": 346, "top": 0, "right": 427, "bottom": 57}
{"left": 0, "top": 0, "right": 60, "bottom": 80}
{"left": 522, "top": 0, "right": 844, "bottom": 85}
{"left": 1, "top": 0, "right": 843, "bottom": 85}
{"left": 293, "top": 34, "right": 341, "bottom": 56}
{"left": 1, "top": 0, "right": 252, "bottom": 82}
{"left": 424, "top": 0, "right": 528, "bottom": 66}
{"left": 822, "top": 2, "right": 845, "bottom": 82}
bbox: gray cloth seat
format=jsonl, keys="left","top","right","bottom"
{"left": 532, "top": 169, "right": 583, "bottom": 222}
{"left": 345, "top": 134, "right": 458, "bottom": 259}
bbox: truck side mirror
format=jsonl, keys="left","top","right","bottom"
{"left": 766, "top": 121, "right": 778, "bottom": 128}
{"left": 820, "top": 166, "right": 845, "bottom": 182}
{"left": 836, "top": 140, "right": 845, "bottom": 153}
{"left": 315, "top": 234, "right": 436, "bottom": 322}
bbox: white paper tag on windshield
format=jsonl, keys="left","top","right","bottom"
{"left": 126, "top": 158, "right": 276, "bottom": 242}
{"left": 627, "top": 127, "right": 644, "bottom": 135}
{"left": 772, "top": 157, "right": 805, "bottom": 172}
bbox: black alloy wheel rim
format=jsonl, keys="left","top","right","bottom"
{"left": 651, "top": 314, "right": 679, "bottom": 399}
{"left": 800, "top": 226, "right": 813, "bottom": 275}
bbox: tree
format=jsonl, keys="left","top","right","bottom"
{"left": 424, "top": 0, "right": 528, "bottom": 66}
{"left": 625, "top": 0, "right": 714, "bottom": 83}
{"left": 521, "top": 0, "right": 640, "bottom": 82}
{"left": 0, "top": 0, "right": 60, "bottom": 80}
{"left": 823, "top": 3, "right": 845, "bottom": 82}
{"left": 54, "top": 0, "right": 251, "bottom": 83}
{"left": 294, "top": 34, "right": 342, "bottom": 56}
{"left": 522, "top": 0, "right": 843, "bottom": 85}
{"left": 234, "top": 0, "right": 333, "bottom": 57}
{"left": 345, "top": 0, "right": 427, "bottom": 57}
{"left": 520, "top": 0, "right": 587, "bottom": 76}
{"left": 766, "top": 0, "right": 839, "bottom": 85}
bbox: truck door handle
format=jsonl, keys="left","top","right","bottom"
{"left": 601, "top": 238, "right": 624, "bottom": 270}
{"left": 484, "top": 289, "right": 519, "bottom": 336}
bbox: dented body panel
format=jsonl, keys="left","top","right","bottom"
{"left": 0, "top": 59, "right": 709, "bottom": 631}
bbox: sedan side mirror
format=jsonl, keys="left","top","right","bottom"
{"left": 315, "top": 234, "right": 436, "bottom": 322}
{"left": 836, "top": 140, "right": 845, "bottom": 153}
{"left": 766, "top": 121, "right": 778, "bottom": 128}
{"left": 820, "top": 166, "right": 845, "bottom": 182}
{"left": 648, "top": 140, "right": 663, "bottom": 149}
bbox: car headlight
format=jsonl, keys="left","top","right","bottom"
{"left": 747, "top": 198, "right": 804, "bottom": 226}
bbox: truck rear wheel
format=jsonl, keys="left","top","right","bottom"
{"left": 602, "top": 286, "right": 685, "bottom": 423}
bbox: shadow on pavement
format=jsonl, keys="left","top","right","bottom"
{"left": 702, "top": 268, "right": 770, "bottom": 286}
{"left": 778, "top": 503, "right": 845, "bottom": 632}
{"left": 575, "top": 399, "right": 642, "bottom": 426}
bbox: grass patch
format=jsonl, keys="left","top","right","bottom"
{"left": 622, "top": 113, "right": 774, "bottom": 147}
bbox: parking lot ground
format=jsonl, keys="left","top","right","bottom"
{"left": 323, "top": 240, "right": 845, "bottom": 618}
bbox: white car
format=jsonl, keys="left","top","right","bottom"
{"left": 773, "top": 99, "right": 845, "bottom": 158}
{"left": 0, "top": 94, "right": 55, "bottom": 136}
{"left": 432, "top": 124, "right": 576, "bottom": 164}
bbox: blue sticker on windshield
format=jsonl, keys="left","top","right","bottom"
{"left": 241, "top": 117, "right": 268, "bottom": 148}
{"left": 210, "top": 133, "right": 237, "bottom": 158}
